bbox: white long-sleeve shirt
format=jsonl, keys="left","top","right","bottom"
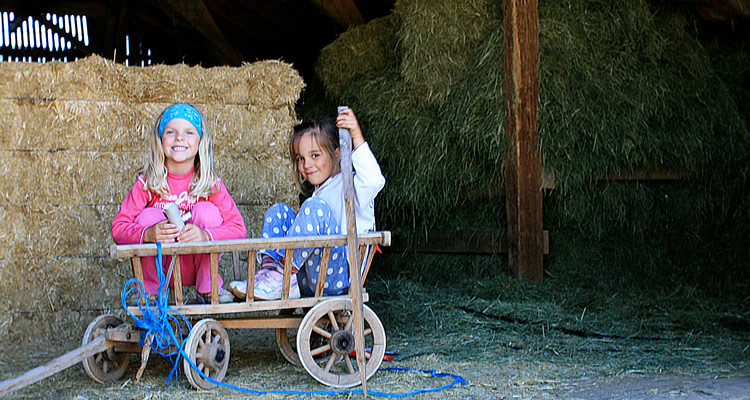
{"left": 313, "top": 142, "right": 385, "bottom": 235}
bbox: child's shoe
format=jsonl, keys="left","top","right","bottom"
{"left": 226, "top": 264, "right": 288, "bottom": 300}
{"left": 254, "top": 270, "right": 301, "bottom": 300}
{"left": 228, "top": 280, "right": 247, "bottom": 299}
{"left": 199, "top": 287, "right": 235, "bottom": 303}
{"left": 252, "top": 256, "right": 300, "bottom": 300}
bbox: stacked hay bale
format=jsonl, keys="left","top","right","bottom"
{"left": 0, "top": 55, "right": 303, "bottom": 346}
{"left": 314, "top": 0, "right": 749, "bottom": 289}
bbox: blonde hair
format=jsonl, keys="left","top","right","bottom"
{"left": 142, "top": 103, "right": 218, "bottom": 199}
{"left": 289, "top": 118, "right": 341, "bottom": 191}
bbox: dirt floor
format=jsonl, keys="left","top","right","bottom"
{"left": 553, "top": 375, "right": 750, "bottom": 399}
{"left": 1, "top": 269, "right": 748, "bottom": 399}
{"left": 1, "top": 334, "right": 748, "bottom": 400}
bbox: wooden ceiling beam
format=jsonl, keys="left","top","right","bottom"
{"left": 310, "top": 0, "right": 364, "bottom": 27}
{"left": 696, "top": 0, "right": 750, "bottom": 21}
{"left": 156, "top": 0, "right": 244, "bottom": 65}
{"left": 0, "top": 1, "right": 108, "bottom": 17}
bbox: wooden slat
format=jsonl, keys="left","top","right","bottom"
{"left": 173, "top": 256, "right": 183, "bottom": 306}
{"left": 385, "top": 230, "right": 549, "bottom": 255}
{"left": 361, "top": 245, "right": 377, "bottom": 286}
{"left": 605, "top": 169, "right": 681, "bottom": 181}
{"left": 126, "top": 292, "right": 369, "bottom": 317}
{"left": 210, "top": 253, "right": 219, "bottom": 304}
{"left": 315, "top": 247, "right": 331, "bottom": 297}
{"left": 132, "top": 257, "right": 145, "bottom": 306}
{"left": 110, "top": 232, "right": 390, "bottom": 259}
{"left": 282, "top": 248, "right": 294, "bottom": 300}
{"left": 217, "top": 316, "right": 303, "bottom": 329}
{"left": 113, "top": 343, "right": 141, "bottom": 353}
{"left": 246, "top": 250, "right": 256, "bottom": 303}
{"left": 358, "top": 245, "right": 367, "bottom": 271}
{"left": 232, "top": 251, "right": 241, "bottom": 280}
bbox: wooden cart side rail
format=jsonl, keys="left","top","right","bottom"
{"left": 109, "top": 231, "right": 391, "bottom": 259}
{"left": 126, "top": 292, "right": 370, "bottom": 316}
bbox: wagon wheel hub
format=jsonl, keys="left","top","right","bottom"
{"left": 197, "top": 343, "right": 225, "bottom": 372}
{"left": 330, "top": 329, "right": 355, "bottom": 356}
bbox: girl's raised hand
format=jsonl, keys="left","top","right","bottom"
{"left": 177, "top": 223, "right": 209, "bottom": 242}
{"left": 336, "top": 108, "right": 365, "bottom": 149}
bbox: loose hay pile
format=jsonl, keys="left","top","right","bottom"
{"left": 0, "top": 55, "right": 304, "bottom": 345}
{"left": 313, "top": 0, "right": 750, "bottom": 291}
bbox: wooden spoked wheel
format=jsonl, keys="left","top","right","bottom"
{"left": 182, "top": 319, "right": 230, "bottom": 390}
{"left": 275, "top": 308, "right": 303, "bottom": 366}
{"left": 296, "top": 299, "right": 386, "bottom": 388}
{"left": 82, "top": 314, "right": 130, "bottom": 383}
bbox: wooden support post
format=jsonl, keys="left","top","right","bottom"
{"left": 503, "top": 0, "right": 544, "bottom": 282}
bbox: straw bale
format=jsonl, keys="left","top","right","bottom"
{"left": 0, "top": 309, "right": 118, "bottom": 350}
{"left": 236, "top": 60, "right": 306, "bottom": 107}
{"left": 208, "top": 105, "right": 295, "bottom": 153}
{"left": 0, "top": 99, "right": 152, "bottom": 151}
{"left": 235, "top": 204, "right": 271, "bottom": 237}
{"left": 0, "top": 150, "right": 140, "bottom": 207}
{"left": 0, "top": 256, "right": 127, "bottom": 312}
{"left": 27, "top": 102, "right": 301, "bottom": 179}
{"left": 0, "top": 55, "right": 303, "bottom": 106}
{"left": 0, "top": 54, "right": 305, "bottom": 343}
{"left": 0, "top": 57, "right": 125, "bottom": 102}
{"left": 0, "top": 201, "right": 267, "bottom": 259}
{"left": 117, "top": 60, "right": 304, "bottom": 106}
{"left": 0, "top": 203, "right": 124, "bottom": 258}
{"left": 1, "top": 90, "right": 299, "bottom": 155}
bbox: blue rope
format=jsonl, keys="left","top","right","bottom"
{"left": 179, "top": 353, "right": 466, "bottom": 397}
{"left": 120, "top": 243, "right": 467, "bottom": 396}
{"left": 121, "top": 243, "right": 191, "bottom": 383}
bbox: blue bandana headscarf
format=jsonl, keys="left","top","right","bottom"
{"left": 158, "top": 103, "right": 203, "bottom": 138}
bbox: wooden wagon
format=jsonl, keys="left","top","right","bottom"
{"left": 87, "top": 229, "right": 390, "bottom": 390}
{"left": 0, "top": 110, "right": 389, "bottom": 396}
{"left": 83, "top": 121, "right": 389, "bottom": 391}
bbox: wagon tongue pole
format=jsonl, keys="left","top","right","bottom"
{"left": 0, "top": 336, "right": 111, "bottom": 396}
{"left": 338, "top": 106, "right": 367, "bottom": 395}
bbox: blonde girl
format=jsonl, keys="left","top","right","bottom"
{"left": 112, "top": 103, "right": 246, "bottom": 303}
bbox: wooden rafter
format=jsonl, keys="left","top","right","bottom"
{"left": 696, "top": 0, "right": 750, "bottom": 21}
{"left": 310, "top": 0, "right": 364, "bottom": 26}
{"left": 155, "top": 0, "right": 243, "bottom": 66}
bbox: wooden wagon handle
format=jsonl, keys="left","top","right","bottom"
{"left": 338, "top": 105, "right": 367, "bottom": 394}
{"left": 0, "top": 336, "right": 110, "bottom": 396}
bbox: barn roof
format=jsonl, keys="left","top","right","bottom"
{"left": 0, "top": 0, "right": 746, "bottom": 81}
{"left": 0, "top": 0, "right": 395, "bottom": 81}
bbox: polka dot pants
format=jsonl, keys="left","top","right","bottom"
{"left": 258, "top": 197, "right": 349, "bottom": 296}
